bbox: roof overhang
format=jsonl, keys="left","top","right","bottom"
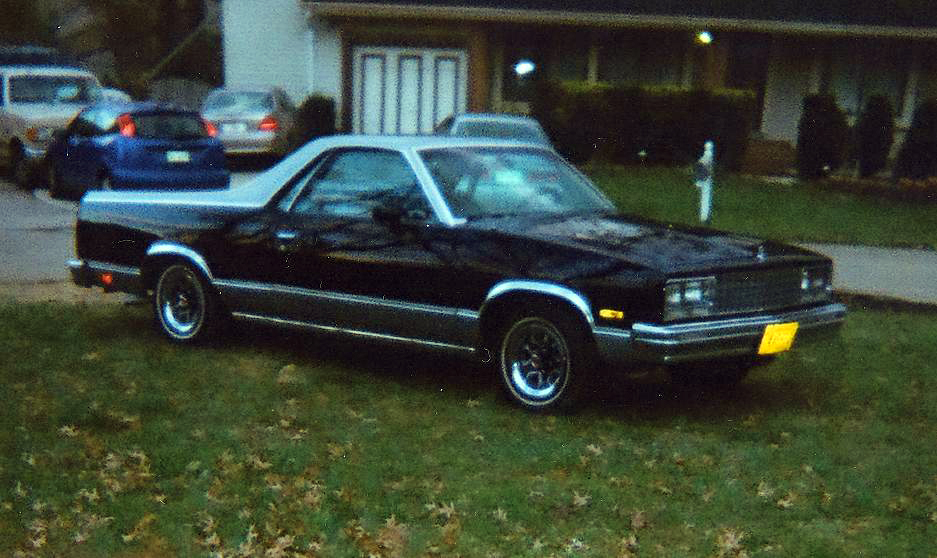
{"left": 304, "top": 2, "right": 937, "bottom": 40}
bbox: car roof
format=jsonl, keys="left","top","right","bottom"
{"left": 0, "top": 65, "right": 97, "bottom": 78}
{"left": 308, "top": 134, "right": 553, "bottom": 152}
{"left": 451, "top": 113, "right": 541, "bottom": 124}
{"left": 206, "top": 86, "right": 280, "bottom": 95}
{"left": 86, "top": 100, "right": 197, "bottom": 114}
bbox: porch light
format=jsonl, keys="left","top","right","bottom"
{"left": 513, "top": 59, "right": 536, "bottom": 77}
{"left": 696, "top": 31, "right": 713, "bottom": 45}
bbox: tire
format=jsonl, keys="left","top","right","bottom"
{"left": 9, "top": 144, "right": 31, "bottom": 189}
{"left": 497, "top": 308, "right": 593, "bottom": 411}
{"left": 153, "top": 263, "right": 218, "bottom": 343}
{"left": 47, "top": 164, "right": 65, "bottom": 199}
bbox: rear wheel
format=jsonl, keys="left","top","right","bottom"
{"left": 497, "top": 308, "right": 593, "bottom": 411}
{"left": 153, "top": 263, "right": 218, "bottom": 343}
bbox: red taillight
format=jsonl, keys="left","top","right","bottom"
{"left": 101, "top": 272, "right": 114, "bottom": 287}
{"left": 203, "top": 119, "right": 217, "bottom": 137}
{"left": 116, "top": 113, "right": 136, "bottom": 137}
{"left": 258, "top": 116, "right": 278, "bottom": 132}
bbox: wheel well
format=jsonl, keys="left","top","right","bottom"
{"left": 141, "top": 255, "right": 204, "bottom": 291}
{"left": 479, "top": 292, "right": 593, "bottom": 352}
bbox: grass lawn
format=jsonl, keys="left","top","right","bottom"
{"left": 2, "top": 300, "right": 936, "bottom": 557}
{"left": 587, "top": 165, "right": 937, "bottom": 250}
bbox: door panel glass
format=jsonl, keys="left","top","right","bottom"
{"left": 292, "top": 149, "right": 427, "bottom": 218}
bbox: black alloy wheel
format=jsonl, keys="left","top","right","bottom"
{"left": 497, "top": 309, "right": 592, "bottom": 411}
{"left": 153, "top": 263, "right": 217, "bottom": 343}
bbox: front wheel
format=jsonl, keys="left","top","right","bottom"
{"left": 153, "top": 263, "right": 218, "bottom": 343}
{"left": 497, "top": 310, "right": 592, "bottom": 411}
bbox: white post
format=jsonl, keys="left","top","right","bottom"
{"left": 694, "top": 141, "right": 715, "bottom": 224}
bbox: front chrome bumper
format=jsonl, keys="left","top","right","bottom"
{"left": 68, "top": 259, "right": 143, "bottom": 294}
{"left": 593, "top": 302, "right": 847, "bottom": 365}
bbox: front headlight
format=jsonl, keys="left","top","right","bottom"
{"left": 801, "top": 266, "right": 833, "bottom": 303}
{"left": 664, "top": 276, "right": 716, "bottom": 321}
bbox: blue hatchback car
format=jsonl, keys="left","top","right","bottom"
{"left": 45, "top": 101, "right": 229, "bottom": 198}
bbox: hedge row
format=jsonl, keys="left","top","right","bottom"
{"left": 530, "top": 81, "right": 757, "bottom": 170}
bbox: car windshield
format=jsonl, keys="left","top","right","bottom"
{"left": 202, "top": 91, "right": 273, "bottom": 112}
{"left": 9, "top": 75, "right": 96, "bottom": 104}
{"left": 419, "top": 147, "right": 613, "bottom": 219}
{"left": 455, "top": 121, "right": 548, "bottom": 143}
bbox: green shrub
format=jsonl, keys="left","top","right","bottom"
{"left": 855, "top": 95, "right": 895, "bottom": 178}
{"left": 796, "top": 95, "right": 849, "bottom": 180}
{"left": 530, "top": 81, "right": 756, "bottom": 169}
{"left": 283, "top": 94, "right": 336, "bottom": 155}
{"left": 894, "top": 99, "right": 937, "bottom": 180}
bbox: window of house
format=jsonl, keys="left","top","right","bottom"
{"left": 500, "top": 33, "right": 588, "bottom": 102}
{"left": 725, "top": 34, "right": 771, "bottom": 129}
{"left": 823, "top": 40, "right": 911, "bottom": 118}
{"left": 597, "top": 31, "right": 687, "bottom": 86}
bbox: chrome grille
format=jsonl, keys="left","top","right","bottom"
{"left": 714, "top": 268, "right": 809, "bottom": 315}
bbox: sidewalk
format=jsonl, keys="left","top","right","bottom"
{"left": 803, "top": 243, "right": 937, "bottom": 306}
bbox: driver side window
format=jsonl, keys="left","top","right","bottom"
{"left": 292, "top": 149, "right": 431, "bottom": 219}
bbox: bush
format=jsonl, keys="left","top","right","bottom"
{"left": 855, "top": 95, "right": 895, "bottom": 178}
{"left": 796, "top": 95, "right": 849, "bottom": 180}
{"left": 893, "top": 99, "right": 937, "bottom": 180}
{"left": 282, "top": 94, "right": 336, "bottom": 155}
{"left": 530, "top": 81, "right": 756, "bottom": 170}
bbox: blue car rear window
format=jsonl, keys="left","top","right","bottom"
{"left": 133, "top": 114, "right": 209, "bottom": 140}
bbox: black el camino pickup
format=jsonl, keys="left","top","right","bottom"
{"left": 69, "top": 135, "right": 846, "bottom": 410}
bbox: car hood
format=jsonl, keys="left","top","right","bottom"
{"left": 5, "top": 103, "right": 86, "bottom": 127}
{"left": 476, "top": 213, "right": 826, "bottom": 274}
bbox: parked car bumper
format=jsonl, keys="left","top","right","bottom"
{"left": 68, "top": 259, "right": 144, "bottom": 294}
{"left": 593, "top": 302, "right": 847, "bottom": 365}
{"left": 217, "top": 131, "right": 278, "bottom": 155}
{"left": 110, "top": 168, "right": 230, "bottom": 190}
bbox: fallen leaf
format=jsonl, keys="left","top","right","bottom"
{"left": 59, "top": 425, "right": 79, "bottom": 437}
{"left": 630, "top": 510, "right": 649, "bottom": 531}
{"left": 572, "top": 491, "right": 591, "bottom": 508}
{"left": 776, "top": 492, "right": 797, "bottom": 510}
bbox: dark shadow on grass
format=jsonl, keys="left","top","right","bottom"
{"left": 75, "top": 306, "right": 834, "bottom": 423}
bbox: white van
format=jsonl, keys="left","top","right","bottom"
{"left": 0, "top": 63, "right": 99, "bottom": 188}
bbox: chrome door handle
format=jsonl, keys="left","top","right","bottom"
{"left": 275, "top": 229, "right": 298, "bottom": 241}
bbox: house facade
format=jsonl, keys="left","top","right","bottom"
{"left": 222, "top": 0, "right": 937, "bottom": 146}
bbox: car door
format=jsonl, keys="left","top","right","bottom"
{"left": 272, "top": 147, "right": 472, "bottom": 345}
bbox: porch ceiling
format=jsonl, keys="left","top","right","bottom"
{"left": 304, "top": 1, "right": 937, "bottom": 39}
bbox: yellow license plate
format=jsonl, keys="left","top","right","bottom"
{"left": 758, "top": 322, "right": 799, "bottom": 355}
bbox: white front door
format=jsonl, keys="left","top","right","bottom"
{"left": 352, "top": 46, "right": 467, "bottom": 134}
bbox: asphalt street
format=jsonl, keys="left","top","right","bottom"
{"left": 1, "top": 173, "right": 936, "bottom": 305}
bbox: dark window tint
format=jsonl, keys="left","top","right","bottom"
{"left": 9, "top": 76, "right": 95, "bottom": 103}
{"left": 132, "top": 113, "right": 208, "bottom": 140}
{"left": 292, "top": 149, "right": 427, "bottom": 218}
{"left": 455, "top": 121, "right": 548, "bottom": 143}
{"left": 202, "top": 91, "right": 274, "bottom": 112}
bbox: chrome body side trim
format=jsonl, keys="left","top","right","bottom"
{"left": 230, "top": 312, "right": 478, "bottom": 353}
{"left": 481, "top": 280, "right": 595, "bottom": 326}
{"left": 213, "top": 279, "right": 480, "bottom": 348}
{"left": 146, "top": 241, "right": 213, "bottom": 280}
{"left": 599, "top": 302, "right": 847, "bottom": 364}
